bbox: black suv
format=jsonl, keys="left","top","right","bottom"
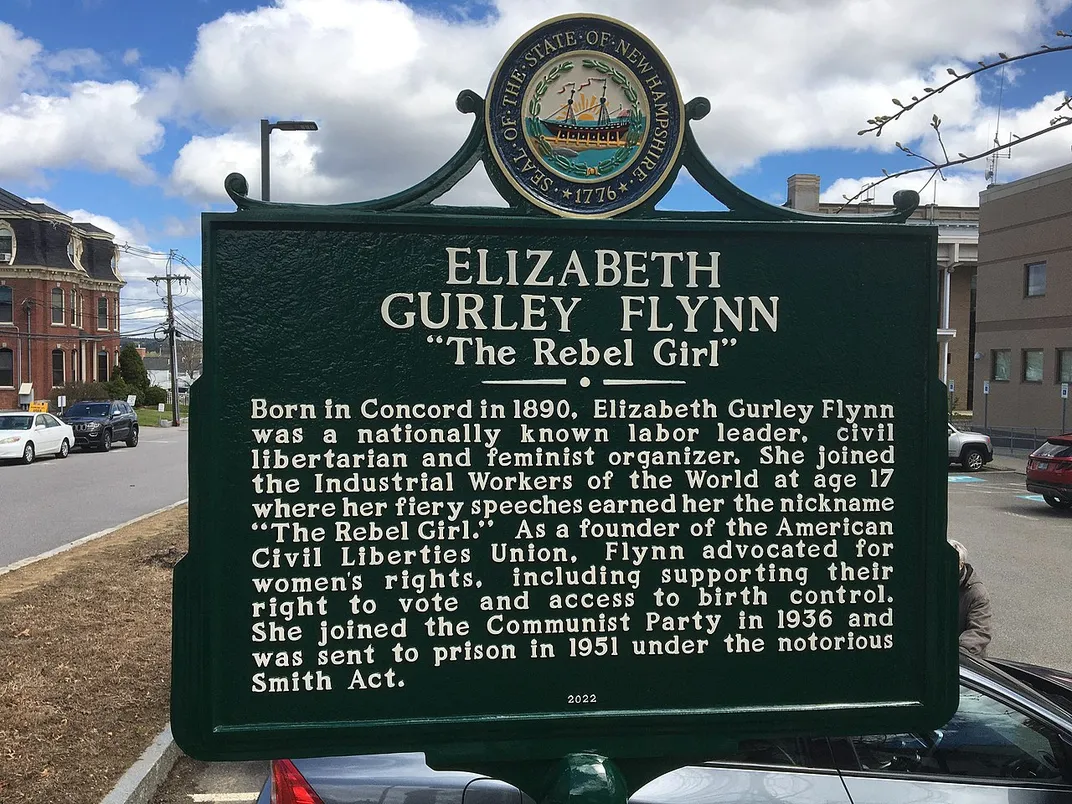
{"left": 62, "top": 400, "right": 140, "bottom": 451}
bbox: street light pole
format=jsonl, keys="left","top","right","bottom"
{"left": 260, "top": 118, "right": 319, "bottom": 201}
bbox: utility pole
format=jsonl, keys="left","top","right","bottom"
{"left": 148, "top": 250, "right": 189, "bottom": 427}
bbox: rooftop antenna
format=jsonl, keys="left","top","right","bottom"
{"left": 985, "top": 64, "right": 1013, "bottom": 185}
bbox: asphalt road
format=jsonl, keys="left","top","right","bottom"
{"left": 946, "top": 464, "right": 1072, "bottom": 671}
{"left": 0, "top": 426, "right": 189, "bottom": 567}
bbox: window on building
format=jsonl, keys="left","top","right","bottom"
{"left": 1059, "top": 349, "right": 1072, "bottom": 384}
{"left": 69, "top": 289, "right": 76, "bottom": 325}
{"left": 51, "top": 287, "right": 64, "bottom": 324}
{"left": 52, "top": 349, "right": 64, "bottom": 387}
{"left": 111, "top": 248, "right": 119, "bottom": 273}
{"left": 67, "top": 238, "right": 78, "bottom": 267}
{"left": 71, "top": 349, "right": 78, "bottom": 382}
{"left": 1023, "top": 349, "right": 1044, "bottom": 383}
{"left": 992, "top": 349, "right": 1011, "bottom": 382}
{"left": 0, "top": 348, "right": 12, "bottom": 387}
{"left": 1025, "top": 262, "right": 1046, "bottom": 297}
{"left": 97, "top": 350, "right": 109, "bottom": 382}
{"left": 97, "top": 296, "right": 108, "bottom": 330}
{"left": 0, "top": 286, "right": 11, "bottom": 324}
{"left": 0, "top": 223, "right": 13, "bottom": 262}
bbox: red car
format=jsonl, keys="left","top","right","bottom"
{"left": 1026, "top": 433, "right": 1072, "bottom": 510}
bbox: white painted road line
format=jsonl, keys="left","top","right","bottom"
{"left": 188, "top": 794, "right": 259, "bottom": 802}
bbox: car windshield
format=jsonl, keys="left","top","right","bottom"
{"left": 0, "top": 415, "right": 33, "bottom": 430}
{"left": 66, "top": 403, "right": 110, "bottom": 417}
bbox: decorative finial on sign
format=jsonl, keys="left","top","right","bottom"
{"left": 686, "top": 97, "right": 711, "bottom": 121}
{"left": 224, "top": 172, "right": 255, "bottom": 210}
{"left": 456, "top": 89, "right": 484, "bottom": 115}
{"left": 892, "top": 189, "right": 921, "bottom": 214}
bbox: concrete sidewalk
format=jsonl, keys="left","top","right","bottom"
{"left": 985, "top": 451, "right": 1031, "bottom": 475}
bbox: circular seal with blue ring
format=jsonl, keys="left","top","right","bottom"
{"left": 486, "top": 15, "right": 685, "bottom": 218}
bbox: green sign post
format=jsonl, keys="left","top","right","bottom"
{"left": 173, "top": 13, "right": 957, "bottom": 798}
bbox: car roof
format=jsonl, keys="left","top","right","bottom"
{"left": 1046, "top": 433, "right": 1072, "bottom": 446}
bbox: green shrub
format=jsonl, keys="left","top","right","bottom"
{"left": 118, "top": 344, "right": 150, "bottom": 400}
{"left": 51, "top": 381, "right": 111, "bottom": 407}
{"left": 144, "top": 386, "right": 168, "bottom": 406}
{"left": 105, "top": 374, "right": 132, "bottom": 402}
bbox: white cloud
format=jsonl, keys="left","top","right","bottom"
{"left": 171, "top": 130, "right": 352, "bottom": 203}
{"left": 59, "top": 206, "right": 202, "bottom": 338}
{"left": 821, "top": 173, "right": 988, "bottom": 208}
{"left": 165, "top": 0, "right": 1072, "bottom": 206}
{"left": 0, "top": 25, "right": 166, "bottom": 184}
{"left": 0, "top": 22, "right": 42, "bottom": 104}
{"left": 43, "top": 48, "right": 105, "bottom": 75}
{"left": 0, "top": 81, "right": 165, "bottom": 182}
{"left": 3, "top": 1, "right": 1071, "bottom": 211}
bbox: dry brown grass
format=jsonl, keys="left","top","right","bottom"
{"left": 0, "top": 507, "right": 187, "bottom": 803}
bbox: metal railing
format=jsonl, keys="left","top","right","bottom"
{"left": 972, "top": 425, "right": 1064, "bottom": 455}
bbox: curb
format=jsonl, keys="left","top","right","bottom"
{"left": 0, "top": 498, "right": 189, "bottom": 578}
{"left": 100, "top": 724, "right": 180, "bottom": 804}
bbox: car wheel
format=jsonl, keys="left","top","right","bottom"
{"left": 101, "top": 430, "right": 112, "bottom": 452}
{"left": 961, "top": 447, "right": 985, "bottom": 472}
{"left": 22, "top": 442, "right": 34, "bottom": 465}
{"left": 1043, "top": 495, "right": 1072, "bottom": 510}
{"left": 58, "top": 439, "right": 70, "bottom": 459}
{"left": 126, "top": 425, "right": 139, "bottom": 448}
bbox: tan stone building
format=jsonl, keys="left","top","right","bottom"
{"left": 972, "top": 163, "right": 1072, "bottom": 435}
{"left": 786, "top": 175, "right": 979, "bottom": 410}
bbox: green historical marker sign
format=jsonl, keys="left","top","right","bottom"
{"left": 172, "top": 14, "right": 957, "bottom": 773}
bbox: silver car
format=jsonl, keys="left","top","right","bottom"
{"left": 260, "top": 655, "right": 1072, "bottom": 804}
{"left": 948, "top": 423, "right": 993, "bottom": 471}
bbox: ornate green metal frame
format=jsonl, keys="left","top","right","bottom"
{"left": 225, "top": 91, "right": 920, "bottom": 222}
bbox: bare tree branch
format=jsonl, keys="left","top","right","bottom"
{"left": 839, "top": 117, "right": 1072, "bottom": 208}
{"left": 857, "top": 35, "right": 1072, "bottom": 139}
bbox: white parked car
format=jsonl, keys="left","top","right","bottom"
{"left": 948, "top": 422, "right": 993, "bottom": 471}
{"left": 0, "top": 410, "right": 74, "bottom": 464}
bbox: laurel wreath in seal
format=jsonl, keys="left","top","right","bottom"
{"left": 524, "top": 58, "right": 645, "bottom": 179}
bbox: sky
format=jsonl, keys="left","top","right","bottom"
{"left": 2, "top": 0, "right": 1072, "bottom": 339}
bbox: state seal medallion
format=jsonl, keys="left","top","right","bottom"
{"left": 486, "top": 15, "right": 685, "bottom": 218}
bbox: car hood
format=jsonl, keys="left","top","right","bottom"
{"left": 62, "top": 416, "right": 106, "bottom": 423}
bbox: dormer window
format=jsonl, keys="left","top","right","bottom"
{"left": 0, "top": 223, "right": 13, "bottom": 264}
{"left": 67, "top": 236, "right": 83, "bottom": 269}
{"left": 111, "top": 247, "right": 119, "bottom": 272}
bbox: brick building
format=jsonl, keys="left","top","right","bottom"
{"left": 0, "top": 188, "right": 125, "bottom": 409}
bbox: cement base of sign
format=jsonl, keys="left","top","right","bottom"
{"left": 99, "top": 725, "right": 180, "bottom": 804}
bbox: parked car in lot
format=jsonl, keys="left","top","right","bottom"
{"left": 1027, "top": 433, "right": 1072, "bottom": 510}
{"left": 260, "top": 655, "right": 1072, "bottom": 804}
{"left": 61, "top": 400, "right": 139, "bottom": 451}
{"left": 948, "top": 423, "right": 993, "bottom": 471}
{"left": 0, "top": 410, "right": 73, "bottom": 464}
